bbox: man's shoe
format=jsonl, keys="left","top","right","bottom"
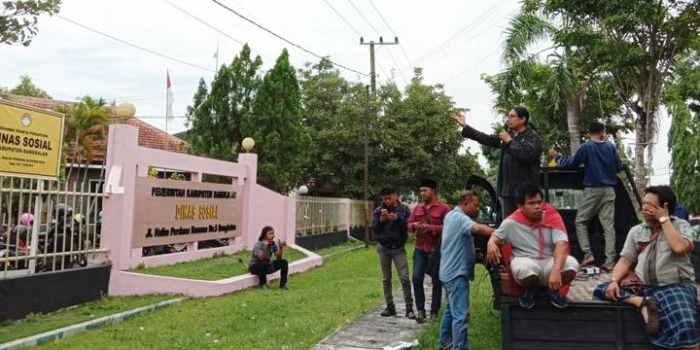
{"left": 280, "top": 283, "right": 289, "bottom": 290}
{"left": 519, "top": 288, "right": 536, "bottom": 309}
{"left": 380, "top": 306, "right": 397, "bottom": 317}
{"left": 405, "top": 310, "right": 416, "bottom": 319}
{"left": 600, "top": 263, "right": 614, "bottom": 273}
{"left": 581, "top": 255, "right": 595, "bottom": 266}
{"left": 548, "top": 290, "right": 568, "bottom": 309}
{"left": 415, "top": 310, "right": 426, "bottom": 323}
{"left": 260, "top": 284, "right": 269, "bottom": 290}
{"left": 430, "top": 311, "right": 439, "bottom": 320}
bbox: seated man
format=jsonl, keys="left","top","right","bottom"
{"left": 248, "top": 226, "right": 289, "bottom": 290}
{"left": 487, "top": 183, "right": 579, "bottom": 309}
{"left": 594, "top": 186, "right": 699, "bottom": 349}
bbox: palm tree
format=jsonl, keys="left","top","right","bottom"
{"left": 56, "top": 96, "right": 110, "bottom": 186}
{"left": 497, "top": 11, "right": 587, "bottom": 152}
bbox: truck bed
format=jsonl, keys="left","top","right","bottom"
{"left": 498, "top": 269, "right": 700, "bottom": 350}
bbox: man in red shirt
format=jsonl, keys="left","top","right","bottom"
{"left": 408, "top": 178, "right": 451, "bottom": 323}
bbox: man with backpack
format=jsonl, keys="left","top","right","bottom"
{"left": 373, "top": 187, "right": 415, "bottom": 319}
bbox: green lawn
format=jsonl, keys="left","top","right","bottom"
{"left": 0, "top": 295, "right": 173, "bottom": 344}
{"left": 38, "top": 246, "right": 385, "bottom": 349}
{"left": 133, "top": 247, "right": 308, "bottom": 280}
{"left": 415, "top": 265, "right": 502, "bottom": 349}
{"left": 2, "top": 241, "right": 502, "bottom": 349}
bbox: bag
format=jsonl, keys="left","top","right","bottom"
{"left": 619, "top": 271, "right": 643, "bottom": 295}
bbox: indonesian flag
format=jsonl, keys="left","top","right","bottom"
{"left": 166, "top": 70, "right": 174, "bottom": 120}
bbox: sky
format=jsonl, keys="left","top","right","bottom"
{"left": 0, "top": 0, "right": 672, "bottom": 184}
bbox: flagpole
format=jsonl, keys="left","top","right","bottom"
{"left": 165, "top": 69, "right": 169, "bottom": 133}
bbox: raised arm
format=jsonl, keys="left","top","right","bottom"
{"left": 452, "top": 112, "right": 501, "bottom": 147}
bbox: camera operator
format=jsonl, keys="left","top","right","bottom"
{"left": 248, "top": 226, "right": 289, "bottom": 290}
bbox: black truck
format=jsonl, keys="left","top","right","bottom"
{"left": 468, "top": 167, "right": 700, "bottom": 350}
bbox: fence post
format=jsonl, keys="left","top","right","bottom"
{"left": 102, "top": 125, "right": 140, "bottom": 270}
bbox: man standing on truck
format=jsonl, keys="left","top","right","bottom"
{"left": 407, "top": 178, "right": 451, "bottom": 323}
{"left": 486, "top": 183, "right": 579, "bottom": 309}
{"left": 549, "top": 121, "right": 622, "bottom": 272}
{"left": 372, "top": 188, "right": 415, "bottom": 319}
{"left": 439, "top": 190, "right": 495, "bottom": 350}
{"left": 452, "top": 106, "right": 542, "bottom": 218}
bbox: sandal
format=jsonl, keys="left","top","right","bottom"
{"left": 639, "top": 296, "right": 660, "bottom": 335}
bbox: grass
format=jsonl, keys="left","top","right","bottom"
{"left": 133, "top": 247, "right": 307, "bottom": 281}
{"left": 37, "top": 246, "right": 385, "bottom": 349}
{"left": 4, "top": 241, "right": 502, "bottom": 349}
{"left": 0, "top": 295, "right": 173, "bottom": 344}
{"left": 415, "top": 265, "right": 502, "bottom": 349}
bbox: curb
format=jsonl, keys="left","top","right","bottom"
{"left": 0, "top": 297, "right": 187, "bottom": 349}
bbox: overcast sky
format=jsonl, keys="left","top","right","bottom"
{"left": 0, "top": 0, "right": 671, "bottom": 184}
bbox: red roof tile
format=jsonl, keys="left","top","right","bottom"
{"left": 2, "top": 95, "right": 189, "bottom": 154}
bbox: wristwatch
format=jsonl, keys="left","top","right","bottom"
{"left": 659, "top": 216, "right": 669, "bottom": 224}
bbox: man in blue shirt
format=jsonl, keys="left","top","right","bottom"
{"left": 438, "top": 191, "right": 495, "bottom": 350}
{"left": 549, "top": 121, "right": 622, "bottom": 272}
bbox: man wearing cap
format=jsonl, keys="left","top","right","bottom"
{"left": 408, "top": 178, "right": 451, "bottom": 323}
{"left": 549, "top": 121, "right": 622, "bottom": 272}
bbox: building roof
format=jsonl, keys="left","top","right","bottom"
{"left": 1, "top": 94, "right": 189, "bottom": 154}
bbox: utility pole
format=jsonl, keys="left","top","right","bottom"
{"left": 363, "top": 84, "right": 370, "bottom": 248}
{"left": 360, "top": 36, "right": 399, "bottom": 96}
{"left": 359, "top": 36, "right": 399, "bottom": 248}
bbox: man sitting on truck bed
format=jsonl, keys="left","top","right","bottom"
{"left": 487, "top": 183, "right": 579, "bottom": 309}
{"left": 594, "top": 185, "right": 699, "bottom": 349}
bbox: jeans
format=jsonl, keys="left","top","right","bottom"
{"left": 412, "top": 248, "right": 442, "bottom": 313}
{"left": 249, "top": 259, "right": 288, "bottom": 286}
{"left": 439, "top": 276, "right": 470, "bottom": 350}
{"left": 575, "top": 187, "right": 616, "bottom": 264}
{"left": 377, "top": 243, "right": 413, "bottom": 309}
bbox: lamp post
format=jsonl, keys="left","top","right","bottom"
{"left": 241, "top": 137, "right": 255, "bottom": 153}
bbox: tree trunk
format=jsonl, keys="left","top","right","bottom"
{"left": 634, "top": 115, "right": 648, "bottom": 197}
{"left": 567, "top": 93, "right": 581, "bottom": 153}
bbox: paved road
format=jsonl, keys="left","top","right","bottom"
{"left": 311, "top": 280, "right": 438, "bottom": 350}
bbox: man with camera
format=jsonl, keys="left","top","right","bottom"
{"left": 373, "top": 187, "right": 415, "bottom": 318}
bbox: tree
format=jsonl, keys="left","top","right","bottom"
{"left": 1, "top": 0, "right": 61, "bottom": 46}
{"left": 299, "top": 58, "right": 350, "bottom": 196}
{"left": 375, "top": 68, "right": 482, "bottom": 197}
{"left": 9, "top": 74, "right": 51, "bottom": 98}
{"left": 246, "top": 49, "right": 311, "bottom": 193}
{"left": 541, "top": 0, "right": 700, "bottom": 195}
{"left": 667, "top": 43, "right": 700, "bottom": 213}
{"left": 55, "top": 95, "right": 110, "bottom": 182}
{"left": 186, "top": 44, "right": 262, "bottom": 161}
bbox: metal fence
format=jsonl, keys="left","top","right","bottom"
{"left": 0, "top": 174, "right": 106, "bottom": 279}
{"left": 295, "top": 197, "right": 371, "bottom": 236}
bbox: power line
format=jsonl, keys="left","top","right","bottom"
{"left": 368, "top": 0, "right": 413, "bottom": 69}
{"left": 322, "top": 0, "right": 363, "bottom": 37}
{"left": 414, "top": 0, "right": 509, "bottom": 66}
{"left": 161, "top": 0, "right": 277, "bottom": 62}
{"left": 422, "top": 14, "right": 501, "bottom": 69}
{"left": 347, "top": 0, "right": 382, "bottom": 36}
{"left": 444, "top": 47, "right": 500, "bottom": 83}
{"left": 55, "top": 15, "right": 215, "bottom": 73}
{"left": 210, "top": 0, "right": 368, "bottom": 77}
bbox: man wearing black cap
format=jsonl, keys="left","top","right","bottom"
{"left": 549, "top": 121, "right": 623, "bottom": 272}
{"left": 407, "top": 179, "right": 451, "bottom": 322}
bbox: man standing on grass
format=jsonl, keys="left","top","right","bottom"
{"left": 408, "top": 178, "right": 450, "bottom": 323}
{"left": 439, "top": 191, "right": 495, "bottom": 350}
{"left": 372, "top": 187, "right": 415, "bottom": 319}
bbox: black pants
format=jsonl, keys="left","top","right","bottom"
{"left": 249, "top": 259, "right": 288, "bottom": 286}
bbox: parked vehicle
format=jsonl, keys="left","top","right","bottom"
{"left": 467, "top": 167, "right": 699, "bottom": 350}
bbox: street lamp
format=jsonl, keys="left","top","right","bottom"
{"left": 241, "top": 137, "right": 255, "bottom": 152}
